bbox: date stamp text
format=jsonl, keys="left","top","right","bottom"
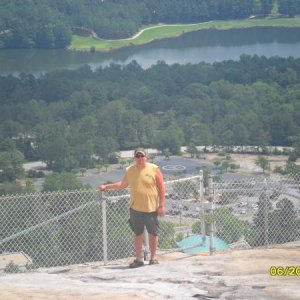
{"left": 269, "top": 266, "right": 300, "bottom": 276}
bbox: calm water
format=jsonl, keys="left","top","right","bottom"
{"left": 1, "top": 27, "right": 300, "bottom": 76}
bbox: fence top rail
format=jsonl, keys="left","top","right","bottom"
{"left": 164, "top": 175, "right": 201, "bottom": 185}
{"left": 0, "top": 188, "right": 99, "bottom": 200}
{"left": 0, "top": 175, "right": 201, "bottom": 202}
{"left": 102, "top": 175, "right": 201, "bottom": 200}
{"left": 102, "top": 192, "right": 130, "bottom": 201}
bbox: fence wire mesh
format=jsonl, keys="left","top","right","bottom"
{"left": 1, "top": 172, "right": 300, "bottom": 272}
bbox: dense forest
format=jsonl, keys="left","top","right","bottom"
{"left": 1, "top": 55, "right": 300, "bottom": 179}
{"left": 1, "top": 0, "right": 298, "bottom": 49}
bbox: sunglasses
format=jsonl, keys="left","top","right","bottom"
{"left": 135, "top": 154, "right": 145, "bottom": 158}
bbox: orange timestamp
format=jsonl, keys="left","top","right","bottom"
{"left": 269, "top": 266, "right": 300, "bottom": 276}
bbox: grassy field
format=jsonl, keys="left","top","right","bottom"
{"left": 69, "top": 17, "right": 300, "bottom": 52}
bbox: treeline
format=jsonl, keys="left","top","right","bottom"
{"left": 1, "top": 55, "right": 300, "bottom": 175}
{"left": 2, "top": 0, "right": 298, "bottom": 49}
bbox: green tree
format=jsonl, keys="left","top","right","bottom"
{"left": 254, "top": 0, "right": 273, "bottom": 14}
{"left": 255, "top": 156, "right": 270, "bottom": 173}
{"left": 186, "top": 143, "right": 198, "bottom": 158}
{"left": 0, "top": 138, "right": 17, "bottom": 152}
{"left": 117, "top": 109, "right": 150, "bottom": 149}
{"left": 155, "top": 124, "right": 184, "bottom": 155}
{"left": 214, "top": 207, "right": 247, "bottom": 243}
{"left": 253, "top": 187, "right": 272, "bottom": 246}
{"left": 268, "top": 198, "right": 299, "bottom": 244}
{"left": 0, "top": 150, "right": 24, "bottom": 181}
{"left": 52, "top": 22, "right": 72, "bottom": 48}
{"left": 159, "top": 221, "right": 176, "bottom": 248}
{"left": 278, "top": 0, "right": 300, "bottom": 16}
{"left": 42, "top": 172, "right": 89, "bottom": 192}
{"left": 68, "top": 116, "right": 97, "bottom": 168}
{"left": 119, "top": 159, "right": 127, "bottom": 169}
{"left": 220, "top": 161, "right": 230, "bottom": 173}
{"left": 35, "top": 121, "right": 75, "bottom": 171}
{"left": 94, "top": 136, "right": 119, "bottom": 163}
{"left": 36, "top": 24, "right": 55, "bottom": 48}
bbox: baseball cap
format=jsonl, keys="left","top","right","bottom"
{"left": 134, "top": 148, "right": 146, "bottom": 156}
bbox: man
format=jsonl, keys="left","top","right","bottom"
{"left": 98, "top": 148, "right": 165, "bottom": 268}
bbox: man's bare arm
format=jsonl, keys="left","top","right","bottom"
{"left": 98, "top": 175, "right": 128, "bottom": 191}
{"left": 156, "top": 168, "right": 165, "bottom": 216}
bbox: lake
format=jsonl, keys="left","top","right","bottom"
{"left": 1, "top": 27, "right": 300, "bottom": 76}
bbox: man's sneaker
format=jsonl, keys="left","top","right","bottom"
{"left": 129, "top": 259, "right": 144, "bottom": 268}
{"left": 149, "top": 259, "right": 159, "bottom": 265}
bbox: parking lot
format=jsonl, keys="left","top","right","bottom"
{"left": 81, "top": 155, "right": 215, "bottom": 188}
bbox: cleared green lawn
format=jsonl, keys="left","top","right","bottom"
{"left": 69, "top": 18, "right": 300, "bottom": 52}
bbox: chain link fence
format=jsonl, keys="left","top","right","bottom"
{"left": 1, "top": 172, "right": 300, "bottom": 272}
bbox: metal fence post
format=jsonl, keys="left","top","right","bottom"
{"left": 263, "top": 178, "right": 269, "bottom": 247}
{"left": 101, "top": 193, "right": 108, "bottom": 265}
{"left": 208, "top": 175, "right": 215, "bottom": 255}
{"left": 199, "top": 170, "right": 206, "bottom": 245}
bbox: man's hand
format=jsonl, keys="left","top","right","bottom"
{"left": 157, "top": 206, "right": 164, "bottom": 217}
{"left": 98, "top": 185, "right": 106, "bottom": 192}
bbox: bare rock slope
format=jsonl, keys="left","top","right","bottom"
{"left": 1, "top": 244, "right": 300, "bottom": 300}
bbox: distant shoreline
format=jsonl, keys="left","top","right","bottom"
{"left": 69, "top": 17, "right": 300, "bottom": 52}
